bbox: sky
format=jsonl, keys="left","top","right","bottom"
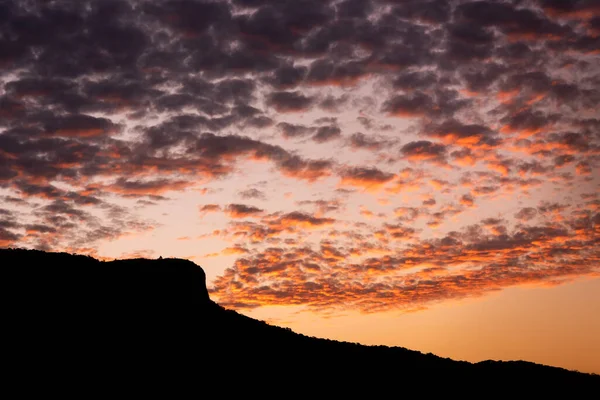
{"left": 0, "top": 0, "right": 599, "bottom": 374}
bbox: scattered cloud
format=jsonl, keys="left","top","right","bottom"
{"left": 1, "top": 0, "right": 598, "bottom": 316}
{"left": 225, "top": 204, "right": 264, "bottom": 218}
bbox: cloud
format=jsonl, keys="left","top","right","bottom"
{"left": 225, "top": 204, "right": 264, "bottom": 218}
{"left": 539, "top": 0, "right": 600, "bottom": 20}
{"left": 199, "top": 204, "right": 221, "bottom": 215}
{"left": 269, "top": 211, "right": 335, "bottom": 230}
{"left": 401, "top": 141, "right": 448, "bottom": 165}
{"left": 0, "top": 227, "right": 22, "bottom": 247}
{"left": 2, "top": 0, "right": 599, "bottom": 316}
{"left": 277, "top": 157, "right": 334, "bottom": 182}
{"left": 296, "top": 199, "right": 342, "bottom": 216}
{"left": 456, "top": 1, "right": 570, "bottom": 40}
{"left": 312, "top": 125, "right": 342, "bottom": 143}
{"left": 383, "top": 223, "right": 417, "bottom": 241}
{"left": 267, "top": 91, "right": 314, "bottom": 112}
{"left": 515, "top": 207, "right": 538, "bottom": 221}
{"left": 392, "top": 71, "right": 438, "bottom": 91}
{"left": 392, "top": 0, "right": 451, "bottom": 24}
{"left": 221, "top": 245, "right": 250, "bottom": 255}
{"left": 238, "top": 188, "right": 266, "bottom": 200}
{"left": 189, "top": 133, "right": 334, "bottom": 182}
{"left": 213, "top": 215, "right": 599, "bottom": 312}
{"left": 267, "top": 64, "right": 308, "bottom": 89}
{"left": 460, "top": 194, "right": 475, "bottom": 207}
{"left": 347, "top": 132, "right": 395, "bottom": 151}
{"left": 103, "top": 178, "right": 194, "bottom": 196}
{"left": 500, "top": 109, "right": 560, "bottom": 137}
{"left": 424, "top": 120, "right": 500, "bottom": 148}
{"left": 394, "top": 207, "right": 421, "bottom": 222}
{"left": 338, "top": 166, "right": 396, "bottom": 191}
{"left": 382, "top": 92, "right": 434, "bottom": 118}
{"left": 277, "top": 122, "right": 315, "bottom": 139}
{"left": 306, "top": 59, "right": 369, "bottom": 87}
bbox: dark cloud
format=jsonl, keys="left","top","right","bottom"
{"left": 143, "top": 0, "right": 232, "bottom": 37}
{"left": 246, "top": 115, "right": 274, "bottom": 129}
{"left": 232, "top": 0, "right": 272, "bottom": 8}
{"left": 306, "top": 59, "right": 368, "bottom": 86}
{"left": 382, "top": 92, "right": 434, "bottom": 117}
{"left": 0, "top": 227, "right": 21, "bottom": 246}
{"left": 539, "top": 0, "right": 600, "bottom": 19}
{"left": 391, "top": 0, "right": 451, "bottom": 24}
{"left": 481, "top": 218, "right": 505, "bottom": 226}
{"left": 554, "top": 154, "right": 576, "bottom": 167}
{"left": 375, "top": 42, "right": 435, "bottom": 70}
{"left": 460, "top": 194, "right": 475, "bottom": 207}
{"left": 515, "top": 207, "right": 539, "bottom": 221}
{"left": 423, "top": 198, "right": 437, "bottom": 206}
{"left": 225, "top": 204, "right": 264, "bottom": 218}
{"left": 199, "top": 204, "right": 221, "bottom": 214}
{"left": 337, "top": 0, "right": 374, "bottom": 19}
{"left": 42, "top": 114, "right": 120, "bottom": 138}
{"left": 312, "top": 125, "right": 342, "bottom": 143}
{"left": 277, "top": 122, "right": 315, "bottom": 139}
{"left": 382, "top": 89, "right": 470, "bottom": 120}
{"left": 108, "top": 178, "right": 193, "bottom": 196}
{"left": 267, "top": 91, "right": 314, "bottom": 112}
{"left": 319, "top": 94, "right": 350, "bottom": 112}
{"left": 500, "top": 109, "right": 560, "bottom": 136}
{"left": 500, "top": 71, "right": 553, "bottom": 99}
{"left": 449, "top": 23, "right": 495, "bottom": 45}
{"left": 25, "top": 224, "right": 58, "bottom": 234}
{"left": 277, "top": 157, "right": 334, "bottom": 182}
{"left": 392, "top": 71, "right": 438, "bottom": 91}
{"left": 424, "top": 120, "right": 500, "bottom": 147}
{"left": 339, "top": 166, "right": 395, "bottom": 190}
{"left": 236, "top": 0, "right": 335, "bottom": 53}
{"left": 214, "top": 79, "right": 257, "bottom": 104}
{"left": 267, "top": 64, "right": 307, "bottom": 88}
{"left": 401, "top": 141, "right": 447, "bottom": 165}
{"left": 314, "top": 117, "right": 337, "bottom": 125}
{"left": 356, "top": 117, "right": 374, "bottom": 130}
{"left": 460, "top": 62, "right": 509, "bottom": 93}
{"left": 192, "top": 133, "right": 285, "bottom": 161}
{"left": 272, "top": 211, "right": 335, "bottom": 228}
{"left": 443, "top": 22, "right": 496, "bottom": 62}
{"left": 348, "top": 132, "right": 393, "bottom": 151}
{"left": 2, "top": 0, "right": 599, "bottom": 317}
{"left": 456, "top": 1, "right": 570, "bottom": 39}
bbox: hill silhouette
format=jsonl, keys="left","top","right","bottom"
{"left": 3, "top": 248, "right": 598, "bottom": 395}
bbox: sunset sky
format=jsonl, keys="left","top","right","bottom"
{"left": 1, "top": 0, "right": 599, "bottom": 374}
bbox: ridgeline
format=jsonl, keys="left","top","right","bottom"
{"left": 3, "top": 248, "right": 598, "bottom": 395}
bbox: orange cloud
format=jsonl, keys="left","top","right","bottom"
{"left": 460, "top": 194, "right": 475, "bottom": 207}
{"left": 338, "top": 166, "right": 395, "bottom": 192}
{"left": 268, "top": 212, "right": 336, "bottom": 231}
{"left": 90, "top": 178, "right": 194, "bottom": 196}
{"left": 221, "top": 246, "right": 250, "bottom": 255}
{"left": 199, "top": 204, "right": 221, "bottom": 214}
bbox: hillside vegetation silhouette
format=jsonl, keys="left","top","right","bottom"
{"left": 3, "top": 248, "right": 598, "bottom": 395}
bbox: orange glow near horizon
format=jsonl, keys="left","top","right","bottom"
{"left": 241, "top": 277, "right": 600, "bottom": 375}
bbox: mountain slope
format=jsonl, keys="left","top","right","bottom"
{"left": 3, "top": 248, "right": 598, "bottom": 395}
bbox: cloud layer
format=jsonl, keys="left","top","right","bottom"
{"left": 1, "top": 0, "right": 598, "bottom": 313}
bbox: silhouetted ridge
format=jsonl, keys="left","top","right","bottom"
{"left": 2, "top": 248, "right": 598, "bottom": 395}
